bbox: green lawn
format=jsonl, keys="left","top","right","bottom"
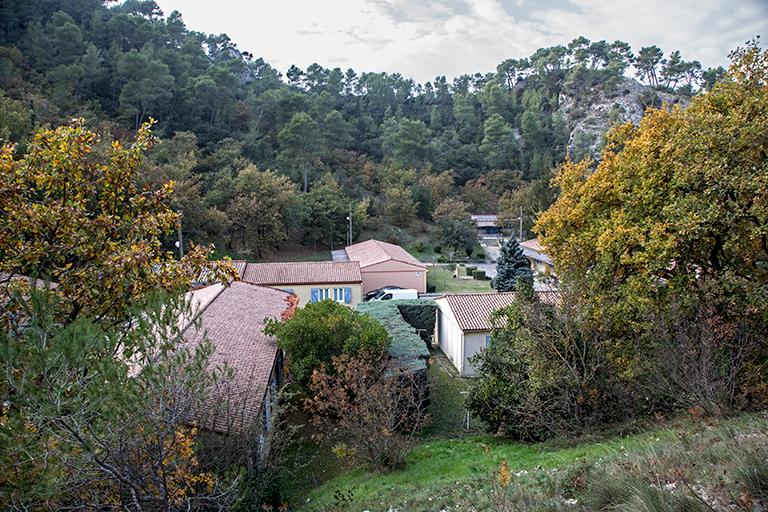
{"left": 423, "top": 349, "right": 484, "bottom": 438}
{"left": 428, "top": 265, "right": 494, "bottom": 293}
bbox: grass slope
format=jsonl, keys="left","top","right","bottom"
{"left": 301, "top": 426, "right": 672, "bottom": 511}
{"left": 299, "top": 355, "right": 767, "bottom": 511}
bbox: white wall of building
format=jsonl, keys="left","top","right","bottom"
{"left": 462, "top": 331, "right": 491, "bottom": 377}
{"left": 435, "top": 298, "right": 465, "bottom": 374}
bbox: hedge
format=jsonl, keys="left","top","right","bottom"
{"left": 357, "top": 299, "right": 435, "bottom": 371}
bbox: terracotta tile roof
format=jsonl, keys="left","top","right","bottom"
{"left": 441, "top": 292, "right": 519, "bottom": 331}
{"left": 241, "top": 261, "right": 362, "bottom": 286}
{"left": 230, "top": 260, "right": 248, "bottom": 279}
{"left": 182, "top": 282, "right": 291, "bottom": 434}
{"left": 520, "top": 238, "right": 544, "bottom": 252}
{"left": 344, "top": 239, "right": 426, "bottom": 269}
{"left": 440, "top": 291, "right": 562, "bottom": 331}
{"left": 194, "top": 259, "right": 247, "bottom": 285}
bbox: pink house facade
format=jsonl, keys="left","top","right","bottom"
{"left": 334, "top": 239, "right": 427, "bottom": 294}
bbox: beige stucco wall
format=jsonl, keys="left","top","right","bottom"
{"left": 266, "top": 283, "right": 363, "bottom": 308}
{"left": 360, "top": 261, "right": 427, "bottom": 294}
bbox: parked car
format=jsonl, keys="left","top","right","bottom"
{"left": 364, "top": 285, "right": 403, "bottom": 301}
{"left": 368, "top": 288, "right": 419, "bottom": 301}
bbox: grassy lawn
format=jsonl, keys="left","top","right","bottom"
{"left": 299, "top": 412, "right": 768, "bottom": 512}
{"left": 428, "top": 265, "right": 494, "bottom": 293}
{"left": 423, "top": 349, "right": 484, "bottom": 438}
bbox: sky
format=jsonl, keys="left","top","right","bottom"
{"left": 154, "top": 0, "right": 768, "bottom": 83}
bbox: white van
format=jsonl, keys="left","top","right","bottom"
{"left": 369, "top": 288, "right": 419, "bottom": 301}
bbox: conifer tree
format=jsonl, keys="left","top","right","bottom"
{"left": 492, "top": 237, "right": 532, "bottom": 292}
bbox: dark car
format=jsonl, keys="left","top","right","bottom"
{"left": 364, "top": 285, "right": 404, "bottom": 301}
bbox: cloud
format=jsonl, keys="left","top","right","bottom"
{"left": 155, "top": 0, "right": 768, "bottom": 82}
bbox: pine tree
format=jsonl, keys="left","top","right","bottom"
{"left": 492, "top": 238, "right": 532, "bottom": 292}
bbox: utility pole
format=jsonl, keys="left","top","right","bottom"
{"left": 346, "top": 205, "right": 353, "bottom": 246}
{"left": 519, "top": 205, "right": 523, "bottom": 241}
{"left": 176, "top": 218, "right": 184, "bottom": 259}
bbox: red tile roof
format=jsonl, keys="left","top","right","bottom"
{"left": 182, "top": 282, "right": 291, "bottom": 434}
{"left": 194, "top": 259, "right": 248, "bottom": 285}
{"left": 441, "top": 292, "right": 518, "bottom": 331}
{"left": 241, "top": 261, "right": 362, "bottom": 286}
{"left": 440, "top": 291, "right": 561, "bottom": 331}
{"left": 344, "top": 239, "right": 426, "bottom": 269}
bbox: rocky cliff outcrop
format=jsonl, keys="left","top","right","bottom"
{"left": 558, "top": 78, "right": 684, "bottom": 160}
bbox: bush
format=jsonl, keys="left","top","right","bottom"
{"left": 265, "top": 300, "right": 390, "bottom": 388}
{"left": 434, "top": 245, "right": 442, "bottom": 254}
{"left": 644, "top": 283, "right": 766, "bottom": 417}
{"left": 466, "top": 290, "right": 629, "bottom": 440}
{"left": 473, "top": 269, "right": 487, "bottom": 280}
{"left": 305, "top": 352, "right": 429, "bottom": 472}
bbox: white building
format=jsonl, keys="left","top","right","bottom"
{"left": 435, "top": 291, "right": 560, "bottom": 376}
{"left": 434, "top": 292, "right": 519, "bottom": 377}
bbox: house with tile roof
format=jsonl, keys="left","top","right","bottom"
{"left": 240, "top": 260, "right": 363, "bottom": 308}
{"left": 434, "top": 291, "right": 560, "bottom": 376}
{"left": 182, "top": 281, "right": 292, "bottom": 444}
{"left": 520, "top": 238, "right": 555, "bottom": 275}
{"left": 470, "top": 214, "right": 501, "bottom": 237}
{"left": 333, "top": 239, "right": 427, "bottom": 294}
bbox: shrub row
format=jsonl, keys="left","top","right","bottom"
{"left": 357, "top": 299, "right": 434, "bottom": 371}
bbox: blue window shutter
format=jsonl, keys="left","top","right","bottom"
{"left": 485, "top": 335, "right": 491, "bottom": 347}
{"left": 344, "top": 287, "right": 352, "bottom": 304}
{"left": 310, "top": 288, "right": 319, "bottom": 302}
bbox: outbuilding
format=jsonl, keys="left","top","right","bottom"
{"left": 334, "top": 239, "right": 427, "bottom": 294}
{"left": 434, "top": 292, "right": 518, "bottom": 377}
{"left": 435, "top": 291, "right": 561, "bottom": 376}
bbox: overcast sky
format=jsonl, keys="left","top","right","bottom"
{"left": 154, "top": 0, "right": 767, "bottom": 83}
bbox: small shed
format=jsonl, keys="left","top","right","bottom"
{"left": 435, "top": 291, "right": 561, "bottom": 376}
{"left": 337, "top": 239, "right": 427, "bottom": 294}
{"left": 434, "top": 292, "right": 519, "bottom": 377}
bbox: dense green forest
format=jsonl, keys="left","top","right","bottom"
{"left": 0, "top": 0, "right": 726, "bottom": 258}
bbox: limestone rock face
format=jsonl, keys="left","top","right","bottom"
{"left": 558, "top": 78, "right": 684, "bottom": 160}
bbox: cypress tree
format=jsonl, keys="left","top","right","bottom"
{"left": 492, "top": 238, "right": 532, "bottom": 292}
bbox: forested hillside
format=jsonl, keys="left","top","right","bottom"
{"left": 0, "top": 0, "right": 726, "bottom": 258}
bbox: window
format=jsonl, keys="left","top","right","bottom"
{"left": 311, "top": 287, "right": 352, "bottom": 304}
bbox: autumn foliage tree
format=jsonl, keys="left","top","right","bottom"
{"left": 535, "top": 41, "right": 768, "bottom": 410}
{"left": 0, "top": 118, "right": 236, "bottom": 322}
{"left": 0, "top": 120, "right": 240, "bottom": 509}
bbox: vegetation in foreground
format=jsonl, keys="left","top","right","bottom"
{"left": 302, "top": 412, "right": 768, "bottom": 512}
